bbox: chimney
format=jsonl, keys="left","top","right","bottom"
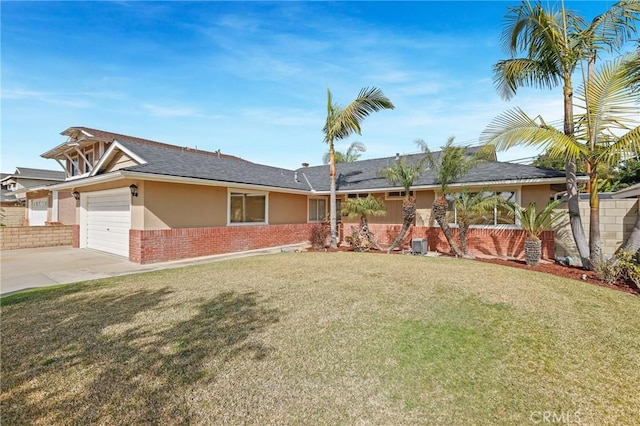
{"left": 395, "top": 153, "right": 400, "bottom": 161}
{"left": 301, "top": 162, "right": 309, "bottom": 168}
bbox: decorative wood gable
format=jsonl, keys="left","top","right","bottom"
{"left": 90, "top": 140, "right": 147, "bottom": 176}
{"left": 41, "top": 127, "right": 149, "bottom": 180}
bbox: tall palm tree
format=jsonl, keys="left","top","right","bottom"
{"left": 341, "top": 195, "right": 386, "bottom": 251}
{"left": 492, "top": 0, "right": 639, "bottom": 269}
{"left": 483, "top": 52, "right": 640, "bottom": 266}
{"left": 323, "top": 141, "right": 367, "bottom": 164}
{"left": 514, "top": 199, "right": 566, "bottom": 266}
{"left": 378, "top": 156, "right": 425, "bottom": 253}
{"left": 420, "top": 138, "right": 491, "bottom": 258}
{"left": 323, "top": 87, "right": 394, "bottom": 248}
{"left": 452, "top": 189, "right": 512, "bottom": 257}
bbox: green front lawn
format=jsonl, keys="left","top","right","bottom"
{"left": 1, "top": 252, "right": 638, "bottom": 425}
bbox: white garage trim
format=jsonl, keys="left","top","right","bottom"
{"left": 79, "top": 187, "right": 131, "bottom": 257}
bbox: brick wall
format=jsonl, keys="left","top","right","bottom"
{"left": 0, "top": 225, "right": 74, "bottom": 250}
{"left": 130, "top": 223, "right": 314, "bottom": 264}
{"left": 355, "top": 223, "right": 554, "bottom": 259}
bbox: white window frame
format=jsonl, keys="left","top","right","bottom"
{"left": 439, "top": 188, "right": 521, "bottom": 228}
{"left": 346, "top": 193, "right": 370, "bottom": 199}
{"left": 308, "top": 197, "right": 327, "bottom": 222}
{"left": 385, "top": 190, "right": 414, "bottom": 200}
{"left": 227, "top": 189, "right": 268, "bottom": 226}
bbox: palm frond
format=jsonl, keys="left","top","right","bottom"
{"left": 481, "top": 107, "right": 584, "bottom": 159}
{"left": 515, "top": 199, "right": 566, "bottom": 238}
{"left": 341, "top": 195, "right": 386, "bottom": 219}
{"left": 379, "top": 157, "right": 424, "bottom": 193}
{"left": 325, "top": 87, "right": 394, "bottom": 143}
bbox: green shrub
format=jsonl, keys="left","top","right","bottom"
{"left": 596, "top": 250, "right": 640, "bottom": 289}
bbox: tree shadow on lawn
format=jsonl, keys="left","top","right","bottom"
{"left": 1, "top": 287, "right": 280, "bottom": 424}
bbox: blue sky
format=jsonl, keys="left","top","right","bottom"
{"left": 1, "top": 1, "right": 621, "bottom": 173}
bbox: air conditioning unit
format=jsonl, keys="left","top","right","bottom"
{"left": 412, "top": 238, "right": 427, "bottom": 255}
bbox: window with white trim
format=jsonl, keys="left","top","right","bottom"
{"left": 445, "top": 190, "right": 517, "bottom": 226}
{"left": 386, "top": 190, "right": 414, "bottom": 199}
{"left": 346, "top": 193, "right": 370, "bottom": 199}
{"left": 308, "top": 198, "right": 327, "bottom": 222}
{"left": 229, "top": 191, "right": 267, "bottom": 224}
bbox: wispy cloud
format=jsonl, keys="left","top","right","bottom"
{"left": 2, "top": 88, "right": 93, "bottom": 108}
{"left": 141, "top": 103, "right": 201, "bottom": 118}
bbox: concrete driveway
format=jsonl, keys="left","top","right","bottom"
{"left": 1, "top": 244, "right": 306, "bottom": 296}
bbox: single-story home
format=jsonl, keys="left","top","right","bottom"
{"left": 32, "top": 126, "right": 582, "bottom": 263}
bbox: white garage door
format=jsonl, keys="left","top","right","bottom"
{"left": 29, "top": 198, "right": 48, "bottom": 226}
{"left": 86, "top": 189, "right": 131, "bottom": 257}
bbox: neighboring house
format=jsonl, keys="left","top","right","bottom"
{"left": 1, "top": 167, "right": 73, "bottom": 226}
{"left": 37, "top": 126, "right": 582, "bottom": 263}
{"left": 1, "top": 182, "right": 24, "bottom": 227}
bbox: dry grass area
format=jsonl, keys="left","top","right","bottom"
{"left": 2, "top": 252, "right": 639, "bottom": 425}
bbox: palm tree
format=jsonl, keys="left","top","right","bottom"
{"left": 323, "top": 142, "right": 366, "bottom": 164}
{"left": 482, "top": 52, "right": 640, "bottom": 266}
{"left": 323, "top": 87, "right": 394, "bottom": 248}
{"left": 378, "top": 156, "right": 425, "bottom": 253}
{"left": 514, "top": 199, "right": 566, "bottom": 266}
{"left": 452, "top": 189, "right": 512, "bottom": 257}
{"left": 420, "top": 138, "right": 491, "bottom": 257}
{"left": 492, "top": 0, "right": 639, "bottom": 269}
{"left": 341, "top": 195, "right": 386, "bottom": 251}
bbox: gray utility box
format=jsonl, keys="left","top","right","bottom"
{"left": 412, "top": 238, "right": 428, "bottom": 255}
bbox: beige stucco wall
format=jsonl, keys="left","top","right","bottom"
{"left": 141, "top": 181, "right": 227, "bottom": 229}
{"left": 269, "top": 192, "right": 307, "bottom": 224}
{"left": 520, "top": 184, "right": 553, "bottom": 208}
{"left": 341, "top": 184, "right": 554, "bottom": 228}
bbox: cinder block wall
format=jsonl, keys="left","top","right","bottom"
{"left": 0, "top": 225, "right": 74, "bottom": 250}
{"left": 554, "top": 199, "right": 638, "bottom": 259}
{"left": 0, "top": 207, "right": 25, "bottom": 227}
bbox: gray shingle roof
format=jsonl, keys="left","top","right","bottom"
{"left": 54, "top": 127, "right": 571, "bottom": 193}
{"left": 2, "top": 167, "right": 65, "bottom": 181}
{"left": 117, "top": 139, "right": 310, "bottom": 191}
{"left": 297, "top": 153, "right": 568, "bottom": 192}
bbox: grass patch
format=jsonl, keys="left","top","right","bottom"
{"left": 1, "top": 252, "right": 638, "bottom": 424}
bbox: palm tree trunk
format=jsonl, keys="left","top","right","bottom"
{"left": 589, "top": 171, "right": 601, "bottom": 267}
{"left": 361, "top": 216, "right": 383, "bottom": 252}
{"left": 329, "top": 144, "right": 338, "bottom": 249}
{"left": 524, "top": 237, "right": 542, "bottom": 267}
{"left": 387, "top": 197, "right": 416, "bottom": 253}
{"left": 563, "top": 77, "right": 590, "bottom": 269}
{"left": 433, "top": 195, "right": 463, "bottom": 257}
{"left": 459, "top": 221, "right": 469, "bottom": 256}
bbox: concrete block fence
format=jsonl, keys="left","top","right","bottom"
{"left": 0, "top": 225, "right": 74, "bottom": 250}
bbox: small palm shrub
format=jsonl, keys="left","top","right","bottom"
{"left": 310, "top": 222, "right": 330, "bottom": 249}
{"left": 596, "top": 250, "right": 640, "bottom": 290}
{"left": 514, "top": 199, "right": 566, "bottom": 266}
